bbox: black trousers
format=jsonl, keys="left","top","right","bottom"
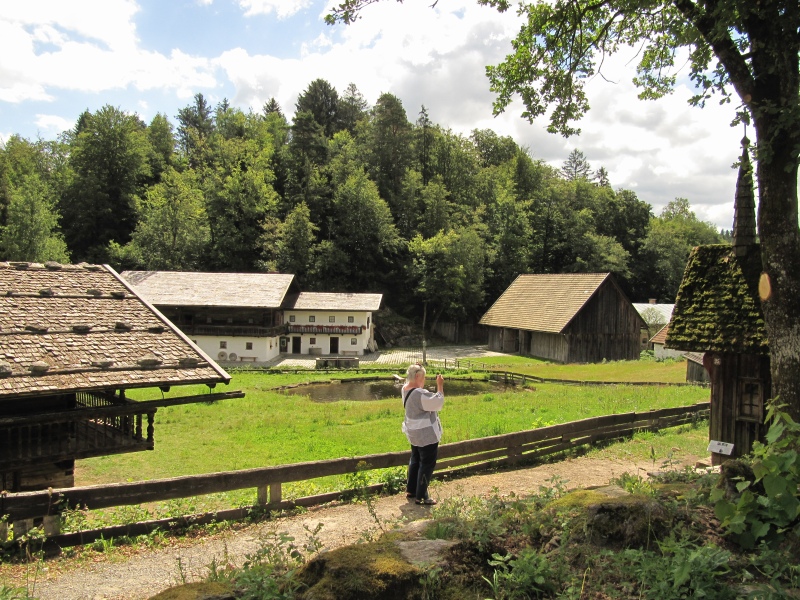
{"left": 407, "top": 442, "right": 439, "bottom": 500}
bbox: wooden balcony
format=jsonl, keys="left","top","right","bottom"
{"left": 180, "top": 323, "right": 288, "bottom": 338}
{"left": 0, "top": 399, "right": 155, "bottom": 470}
{"left": 286, "top": 325, "right": 364, "bottom": 335}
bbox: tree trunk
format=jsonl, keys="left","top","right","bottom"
{"left": 754, "top": 148, "right": 800, "bottom": 422}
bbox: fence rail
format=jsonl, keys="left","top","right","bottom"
{"left": 0, "top": 402, "right": 709, "bottom": 545}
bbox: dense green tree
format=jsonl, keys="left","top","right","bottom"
{"left": 296, "top": 79, "right": 340, "bottom": 139}
{"left": 0, "top": 173, "right": 69, "bottom": 263}
{"left": 486, "top": 181, "right": 532, "bottom": 298}
{"left": 431, "top": 128, "right": 480, "bottom": 218}
{"left": 112, "top": 167, "right": 208, "bottom": 270}
{"left": 146, "top": 113, "right": 176, "bottom": 184}
{"left": 275, "top": 201, "right": 318, "bottom": 284}
{"left": 61, "top": 105, "right": 151, "bottom": 262}
{"left": 364, "top": 93, "right": 414, "bottom": 211}
{"left": 337, "top": 83, "right": 369, "bottom": 134}
{"left": 176, "top": 93, "right": 214, "bottom": 168}
{"left": 419, "top": 177, "right": 450, "bottom": 239}
{"left": 561, "top": 149, "right": 592, "bottom": 181}
{"left": 263, "top": 97, "right": 283, "bottom": 117}
{"left": 415, "top": 106, "right": 435, "bottom": 185}
{"left": 470, "top": 129, "right": 519, "bottom": 168}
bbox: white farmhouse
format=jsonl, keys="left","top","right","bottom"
{"left": 122, "top": 271, "right": 382, "bottom": 363}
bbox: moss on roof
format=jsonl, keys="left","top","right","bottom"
{"left": 666, "top": 244, "right": 767, "bottom": 354}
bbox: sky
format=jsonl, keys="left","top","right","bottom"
{"left": 0, "top": 0, "right": 748, "bottom": 229}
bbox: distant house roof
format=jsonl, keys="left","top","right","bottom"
{"left": 633, "top": 303, "right": 674, "bottom": 323}
{"left": 288, "top": 292, "right": 383, "bottom": 312}
{"left": 479, "top": 273, "right": 616, "bottom": 333}
{"left": 650, "top": 323, "right": 670, "bottom": 345}
{"left": 122, "top": 271, "right": 296, "bottom": 309}
{"left": 684, "top": 352, "right": 705, "bottom": 365}
{"left": 666, "top": 245, "right": 767, "bottom": 354}
{"left": 0, "top": 262, "right": 230, "bottom": 400}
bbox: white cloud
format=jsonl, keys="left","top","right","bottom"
{"left": 0, "top": 1, "right": 219, "bottom": 103}
{"left": 236, "top": 0, "right": 313, "bottom": 18}
{"left": 34, "top": 114, "right": 74, "bottom": 135}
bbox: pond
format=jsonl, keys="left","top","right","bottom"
{"left": 281, "top": 379, "right": 511, "bottom": 403}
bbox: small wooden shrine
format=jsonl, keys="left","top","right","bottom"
{"left": 0, "top": 262, "right": 241, "bottom": 492}
{"left": 667, "top": 138, "right": 769, "bottom": 464}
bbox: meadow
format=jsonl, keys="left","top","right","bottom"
{"left": 76, "top": 358, "right": 710, "bottom": 508}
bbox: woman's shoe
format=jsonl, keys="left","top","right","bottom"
{"left": 415, "top": 498, "right": 437, "bottom": 505}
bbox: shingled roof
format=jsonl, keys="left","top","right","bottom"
{"left": 288, "top": 292, "right": 383, "bottom": 312}
{"left": 0, "top": 262, "right": 230, "bottom": 399}
{"left": 479, "top": 273, "right": 613, "bottom": 333}
{"left": 650, "top": 323, "right": 670, "bottom": 345}
{"left": 666, "top": 245, "right": 767, "bottom": 354}
{"left": 122, "top": 271, "right": 296, "bottom": 309}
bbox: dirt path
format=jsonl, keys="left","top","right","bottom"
{"left": 10, "top": 453, "right": 700, "bottom": 600}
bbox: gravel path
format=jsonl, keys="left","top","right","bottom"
{"left": 20, "top": 453, "right": 697, "bottom": 600}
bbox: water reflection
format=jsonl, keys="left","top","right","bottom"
{"left": 281, "top": 379, "right": 509, "bottom": 403}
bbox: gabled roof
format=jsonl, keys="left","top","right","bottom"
{"left": 666, "top": 245, "right": 767, "bottom": 354}
{"left": 633, "top": 303, "right": 674, "bottom": 323}
{"left": 650, "top": 324, "right": 670, "bottom": 345}
{"left": 287, "top": 292, "right": 383, "bottom": 312}
{"left": 685, "top": 352, "right": 705, "bottom": 366}
{"left": 0, "top": 262, "right": 230, "bottom": 400}
{"left": 479, "top": 273, "right": 614, "bottom": 333}
{"left": 122, "top": 271, "right": 296, "bottom": 309}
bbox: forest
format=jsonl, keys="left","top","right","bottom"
{"left": 0, "top": 79, "right": 723, "bottom": 326}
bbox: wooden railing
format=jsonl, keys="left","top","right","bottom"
{"left": 184, "top": 324, "right": 288, "bottom": 338}
{"left": 0, "top": 403, "right": 709, "bottom": 546}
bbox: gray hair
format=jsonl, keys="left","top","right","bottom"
{"left": 406, "top": 363, "right": 426, "bottom": 384}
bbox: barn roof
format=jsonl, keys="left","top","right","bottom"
{"left": 666, "top": 244, "right": 767, "bottom": 354}
{"left": 650, "top": 323, "right": 670, "bottom": 345}
{"left": 633, "top": 303, "right": 674, "bottom": 323}
{"left": 479, "top": 273, "right": 617, "bottom": 333}
{"left": 287, "top": 292, "right": 383, "bottom": 312}
{"left": 0, "top": 262, "right": 230, "bottom": 400}
{"left": 122, "top": 271, "right": 296, "bottom": 309}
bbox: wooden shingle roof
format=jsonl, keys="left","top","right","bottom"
{"left": 666, "top": 245, "right": 767, "bottom": 354}
{"left": 0, "top": 262, "right": 230, "bottom": 399}
{"left": 122, "top": 271, "right": 296, "bottom": 309}
{"left": 288, "top": 292, "right": 383, "bottom": 312}
{"left": 479, "top": 273, "right": 612, "bottom": 333}
{"left": 650, "top": 324, "right": 669, "bottom": 345}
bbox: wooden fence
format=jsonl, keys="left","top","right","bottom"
{"left": 0, "top": 402, "right": 709, "bottom": 547}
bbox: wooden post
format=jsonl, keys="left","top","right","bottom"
{"left": 270, "top": 482, "right": 282, "bottom": 506}
{"left": 257, "top": 485, "right": 268, "bottom": 505}
{"left": 0, "top": 521, "right": 7, "bottom": 543}
{"left": 43, "top": 515, "right": 61, "bottom": 536}
{"left": 12, "top": 519, "right": 33, "bottom": 540}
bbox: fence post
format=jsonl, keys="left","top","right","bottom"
{"left": 269, "top": 482, "right": 282, "bottom": 506}
{"left": 43, "top": 514, "right": 61, "bottom": 536}
{"left": 0, "top": 521, "right": 7, "bottom": 544}
{"left": 257, "top": 485, "right": 268, "bottom": 506}
{"left": 12, "top": 519, "right": 33, "bottom": 540}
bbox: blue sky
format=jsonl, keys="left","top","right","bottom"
{"left": 0, "top": 0, "right": 746, "bottom": 228}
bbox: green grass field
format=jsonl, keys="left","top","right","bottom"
{"left": 80, "top": 367, "right": 708, "bottom": 484}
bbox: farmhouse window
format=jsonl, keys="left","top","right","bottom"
{"left": 227, "top": 317, "right": 233, "bottom": 324}
{"left": 219, "top": 341, "right": 227, "bottom": 349}
{"left": 329, "top": 316, "right": 335, "bottom": 323}
{"left": 310, "top": 338, "right": 316, "bottom": 344}
{"left": 351, "top": 338, "right": 357, "bottom": 345}
{"left": 309, "top": 316, "right": 316, "bottom": 323}
{"left": 289, "top": 315, "right": 295, "bottom": 322}
{"left": 246, "top": 342, "right": 253, "bottom": 350}
{"left": 738, "top": 379, "right": 763, "bottom": 422}
{"left": 206, "top": 317, "right": 213, "bottom": 324}
{"left": 348, "top": 316, "right": 354, "bottom": 323}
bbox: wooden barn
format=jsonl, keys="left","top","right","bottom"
{"left": 0, "top": 262, "right": 240, "bottom": 493}
{"left": 684, "top": 352, "right": 711, "bottom": 385}
{"left": 666, "top": 137, "right": 768, "bottom": 465}
{"left": 479, "top": 273, "right": 645, "bottom": 363}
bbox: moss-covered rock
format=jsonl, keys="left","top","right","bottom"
{"left": 148, "top": 581, "right": 235, "bottom": 600}
{"left": 584, "top": 495, "right": 671, "bottom": 548}
{"left": 298, "top": 541, "right": 420, "bottom": 600}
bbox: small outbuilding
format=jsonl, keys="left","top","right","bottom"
{"left": 649, "top": 324, "right": 685, "bottom": 360}
{"left": 666, "top": 137, "right": 768, "bottom": 464}
{"left": 479, "top": 273, "right": 645, "bottom": 363}
{"left": 0, "top": 262, "right": 238, "bottom": 492}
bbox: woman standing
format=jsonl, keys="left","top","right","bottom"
{"left": 401, "top": 363, "right": 444, "bottom": 505}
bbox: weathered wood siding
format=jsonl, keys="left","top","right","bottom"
{"left": 433, "top": 322, "right": 489, "bottom": 344}
{"left": 707, "top": 352, "right": 770, "bottom": 464}
{"left": 563, "top": 281, "right": 643, "bottom": 363}
{"left": 1, "top": 460, "right": 75, "bottom": 492}
{"left": 488, "top": 327, "right": 519, "bottom": 353}
{"left": 527, "top": 331, "right": 569, "bottom": 363}
{"left": 686, "top": 360, "right": 710, "bottom": 384}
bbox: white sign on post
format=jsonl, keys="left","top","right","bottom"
{"left": 708, "top": 440, "right": 734, "bottom": 455}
